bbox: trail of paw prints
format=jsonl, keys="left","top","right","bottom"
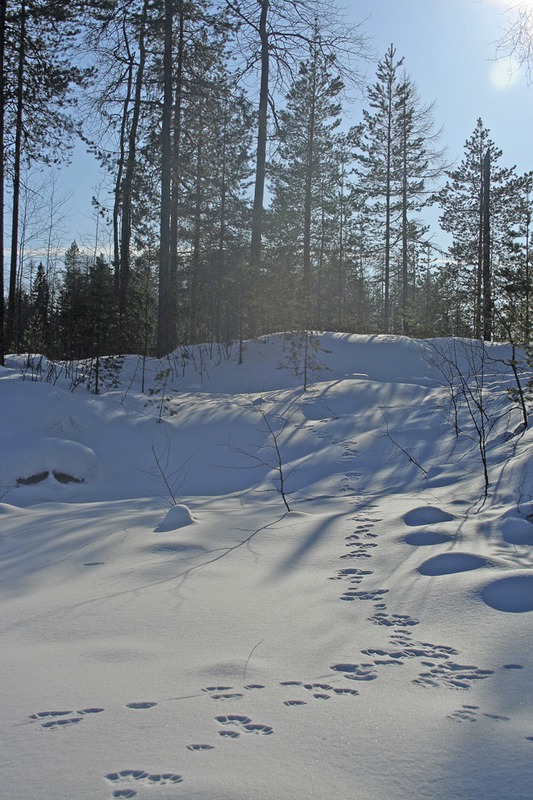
{"left": 29, "top": 707, "right": 104, "bottom": 730}
{"left": 358, "top": 638, "right": 494, "bottom": 690}
{"left": 359, "top": 640, "right": 495, "bottom": 689}
{"left": 279, "top": 680, "right": 360, "bottom": 706}
{"left": 340, "top": 470, "right": 363, "bottom": 494}
{"left": 330, "top": 663, "right": 379, "bottom": 682}
{"left": 200, "top": 683, "right": 265, "bottom": 702}
{"left": 329, "top": 567, "right": 387, "bottom": 602}
{"left": 331, "top": 638, "right": 494, "bottom": 691}
{"left": 340, "top": 509, "right": 382, "bottom": 561}
{"left": 413, "top": 660, "right": 495, "bottom": 690}
{"left": 447, "top": 705, "right": 510, "bottom": 723}
{"left": 105, "top": 770, "right": 183, "bottom": 798}
{"left": 369, "top": 610, "right": 419, "bottom": 629}
{"left": 215, "top": 714, "right": 273, "bottom": 738}
{"left": 201, "top": 686, "right": 244, "bottom": 701}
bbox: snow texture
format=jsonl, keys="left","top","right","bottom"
{"left": 1, "top": 332, "right": 533, "bottom": 800}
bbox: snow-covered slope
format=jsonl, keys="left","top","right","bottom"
{"left": 1, "top": 333, "right": 532, "bottom": 800}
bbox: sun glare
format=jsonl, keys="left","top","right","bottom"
{"left": 489, "top": 56, "right": 521, "bottom": 89}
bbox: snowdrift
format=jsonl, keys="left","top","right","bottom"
{"left": 1, "top": 333, "right": 532, "bottom": 800}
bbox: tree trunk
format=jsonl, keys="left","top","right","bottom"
{"left": 169, "top": 0, "right": 184, "bottom": 332}
{"left": 482, "top": 148, "right": 492, "bottom": 341}
{"left": 7, "top": 0, "right": 26, "bottom": 351}
{"left": 250, "top": 0, "right": 269, "bottom": 272}
{"left": 157, "top": 0, "right": 175, "bottom": 357}
{"left": 401, "top": 113, "right": 409, "bottom": 334}
{"left": 113, "top": 50, "right": 132, "bottom": 296}
{"left": 302, "top": 55, "right": 316, "bottom": 322}
{"left": 119, "top": 0, "right": 147, "bottom": 341}
{"left": 0, "top": 0, "right": 6, "bottom": 363}
{"left": 384, "top": 123, "right": 392, "bottom": 334}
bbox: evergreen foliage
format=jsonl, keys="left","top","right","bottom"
{"left": 1, "top": 12, "right": 533, "bottom": 361}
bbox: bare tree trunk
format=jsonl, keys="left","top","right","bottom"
{"left": 119, "top": 0, "right": 147, "bottom": 342}
{"left": 189, "top": 119, "right": 203, "bottom": 342}
{"left": 401, "top": 118, "right": 409, "bottom": 334}
{"left": 157, "top": 0, "right": 175, "bottom": 357}
{"left": 169, "top": 0, "right": 184, "bottom": 332}
{"left": 113, "top": 42, "right": 132, "bottom": 294}
{"left": 250, "top": 0, "right": 269, "bottom": 273}
{"left": 302, "top": 48, "right": 316, "bottom": 321}
{"left": 482, "top": 148, "right": 492, "bottom": 341}
{"left": 0, "top": 0, "right": 6, "bottom": 363}
{"left": 7, "top": 0, "right": 26, "bottom": 351}
{"left": 384, "top": 134, "right": 392, "bottom": 334}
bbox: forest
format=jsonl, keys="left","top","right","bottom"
{"left": 1, "top": 0, "right": 532, "bottom": 367}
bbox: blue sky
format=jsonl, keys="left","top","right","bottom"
{"left": 352, "top": 0, "right": 533, "bottom": 172}
{"left": 64, "top": 0, "right": 533, "bottom": 248}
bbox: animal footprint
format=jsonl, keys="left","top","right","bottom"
{"left": 303, "top": 683, "right": 333, "bottom": 692}
{"left": 414, "top": 661, "right": 494, "bottom": 690}
{"left": 369, "top": 611, "right": 419, "bottom": 628}
{"left": 216, "top": 714, "right": 251, "bottom": 725}
{"left": 448, "top": 704, "right": 479, "bottom": 723}
{"left": 331, "top": 663, "right": 378, "bottom": 681}
{"left": 29, "top": 710, "right": 73, "bottom": 720}
{"left": 341, "top": 588, "right": 388, "bottom": 601}
{"left": 284, "top": 700, "right": 307, "bottom": 707}
{"left": 77, "top": 707, "right": 104, "bottom": 715}
{"left": 210, "top": 693, "right": 243, "bottom": 701}
{"left": 105, "top": 770, "right": 183, "bottom": 788}
{"left": 187, "top": 744, "right": 214, "bottom": 751}
{"left": 41, "top": 717, "right": 83, "bottom": 729}
{"left": 329, "top": 568, "right": 373, "bottom": 582}
{"left": 215, "top": 714, "right": 273, "bottom": 736}
{"left": 332, "top": 687, "right": 359, "bottom": 697}
{"left": 126, "top": 702, "right": 157, "bottom": 710}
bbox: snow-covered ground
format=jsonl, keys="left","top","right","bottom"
{"left": 1, "top": 333, "right": 533, "bottom": 800}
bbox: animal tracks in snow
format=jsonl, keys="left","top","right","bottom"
{"left": 328, "top": 497, "right": 500, "bottom": 726}
{"left": 278, "top": 680, "right": 360, "bottom": 705}
{"left": 29, "top": 707, "right": 104, "bottom": 730}
{"left": 105, "top": 770, "right": 183, "bottom": 798}
{"left": 215, "top": 714, "right": 273, "bottom": 737}
{"left": 447, "top": 704, "right": 511, "bottom": 724}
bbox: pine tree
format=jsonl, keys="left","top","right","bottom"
{"left": 435, "top": 119, "right": 516, "bottom": 339}
{"left": 355, "top": 45, "right": 406, "bottom": 333}
{"left": 355, "top": 46, "right": 445, "bottom": 334}
{"left": 2, "top": 0, "right": 91, "bottom": 352}
{"left": 267, "top": 44, "right": 344, "bottom": 330}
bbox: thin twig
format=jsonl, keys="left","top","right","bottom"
{"left": 243, "top": 639, "right": 264, "bottom": 683}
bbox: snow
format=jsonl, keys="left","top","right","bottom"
{"left": 1, "top": 332, "right": 533, "bottom": 799}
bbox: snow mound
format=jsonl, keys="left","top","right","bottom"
{"left": 3, "top": 437, "right": 100, "bottom": 489}
{"left": 0, "top": 502, "right": 28, "bottom": 516}
{"left": 402, "top": 531, "right": 454, "bottom": 546}
{"left": 403, "top": 506, "right": 455, "bottom": 526}
{"left": 481, "top": 574, "right": 533, "bottom": 612}
{"left": 154, "top": 503, "right": 196, "bottom": 531}
{"left": 500, "top": 515, "right": 533, "bottom": 545}
{"left": 417, "top": 553, "right": 488, "bottom": 576}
